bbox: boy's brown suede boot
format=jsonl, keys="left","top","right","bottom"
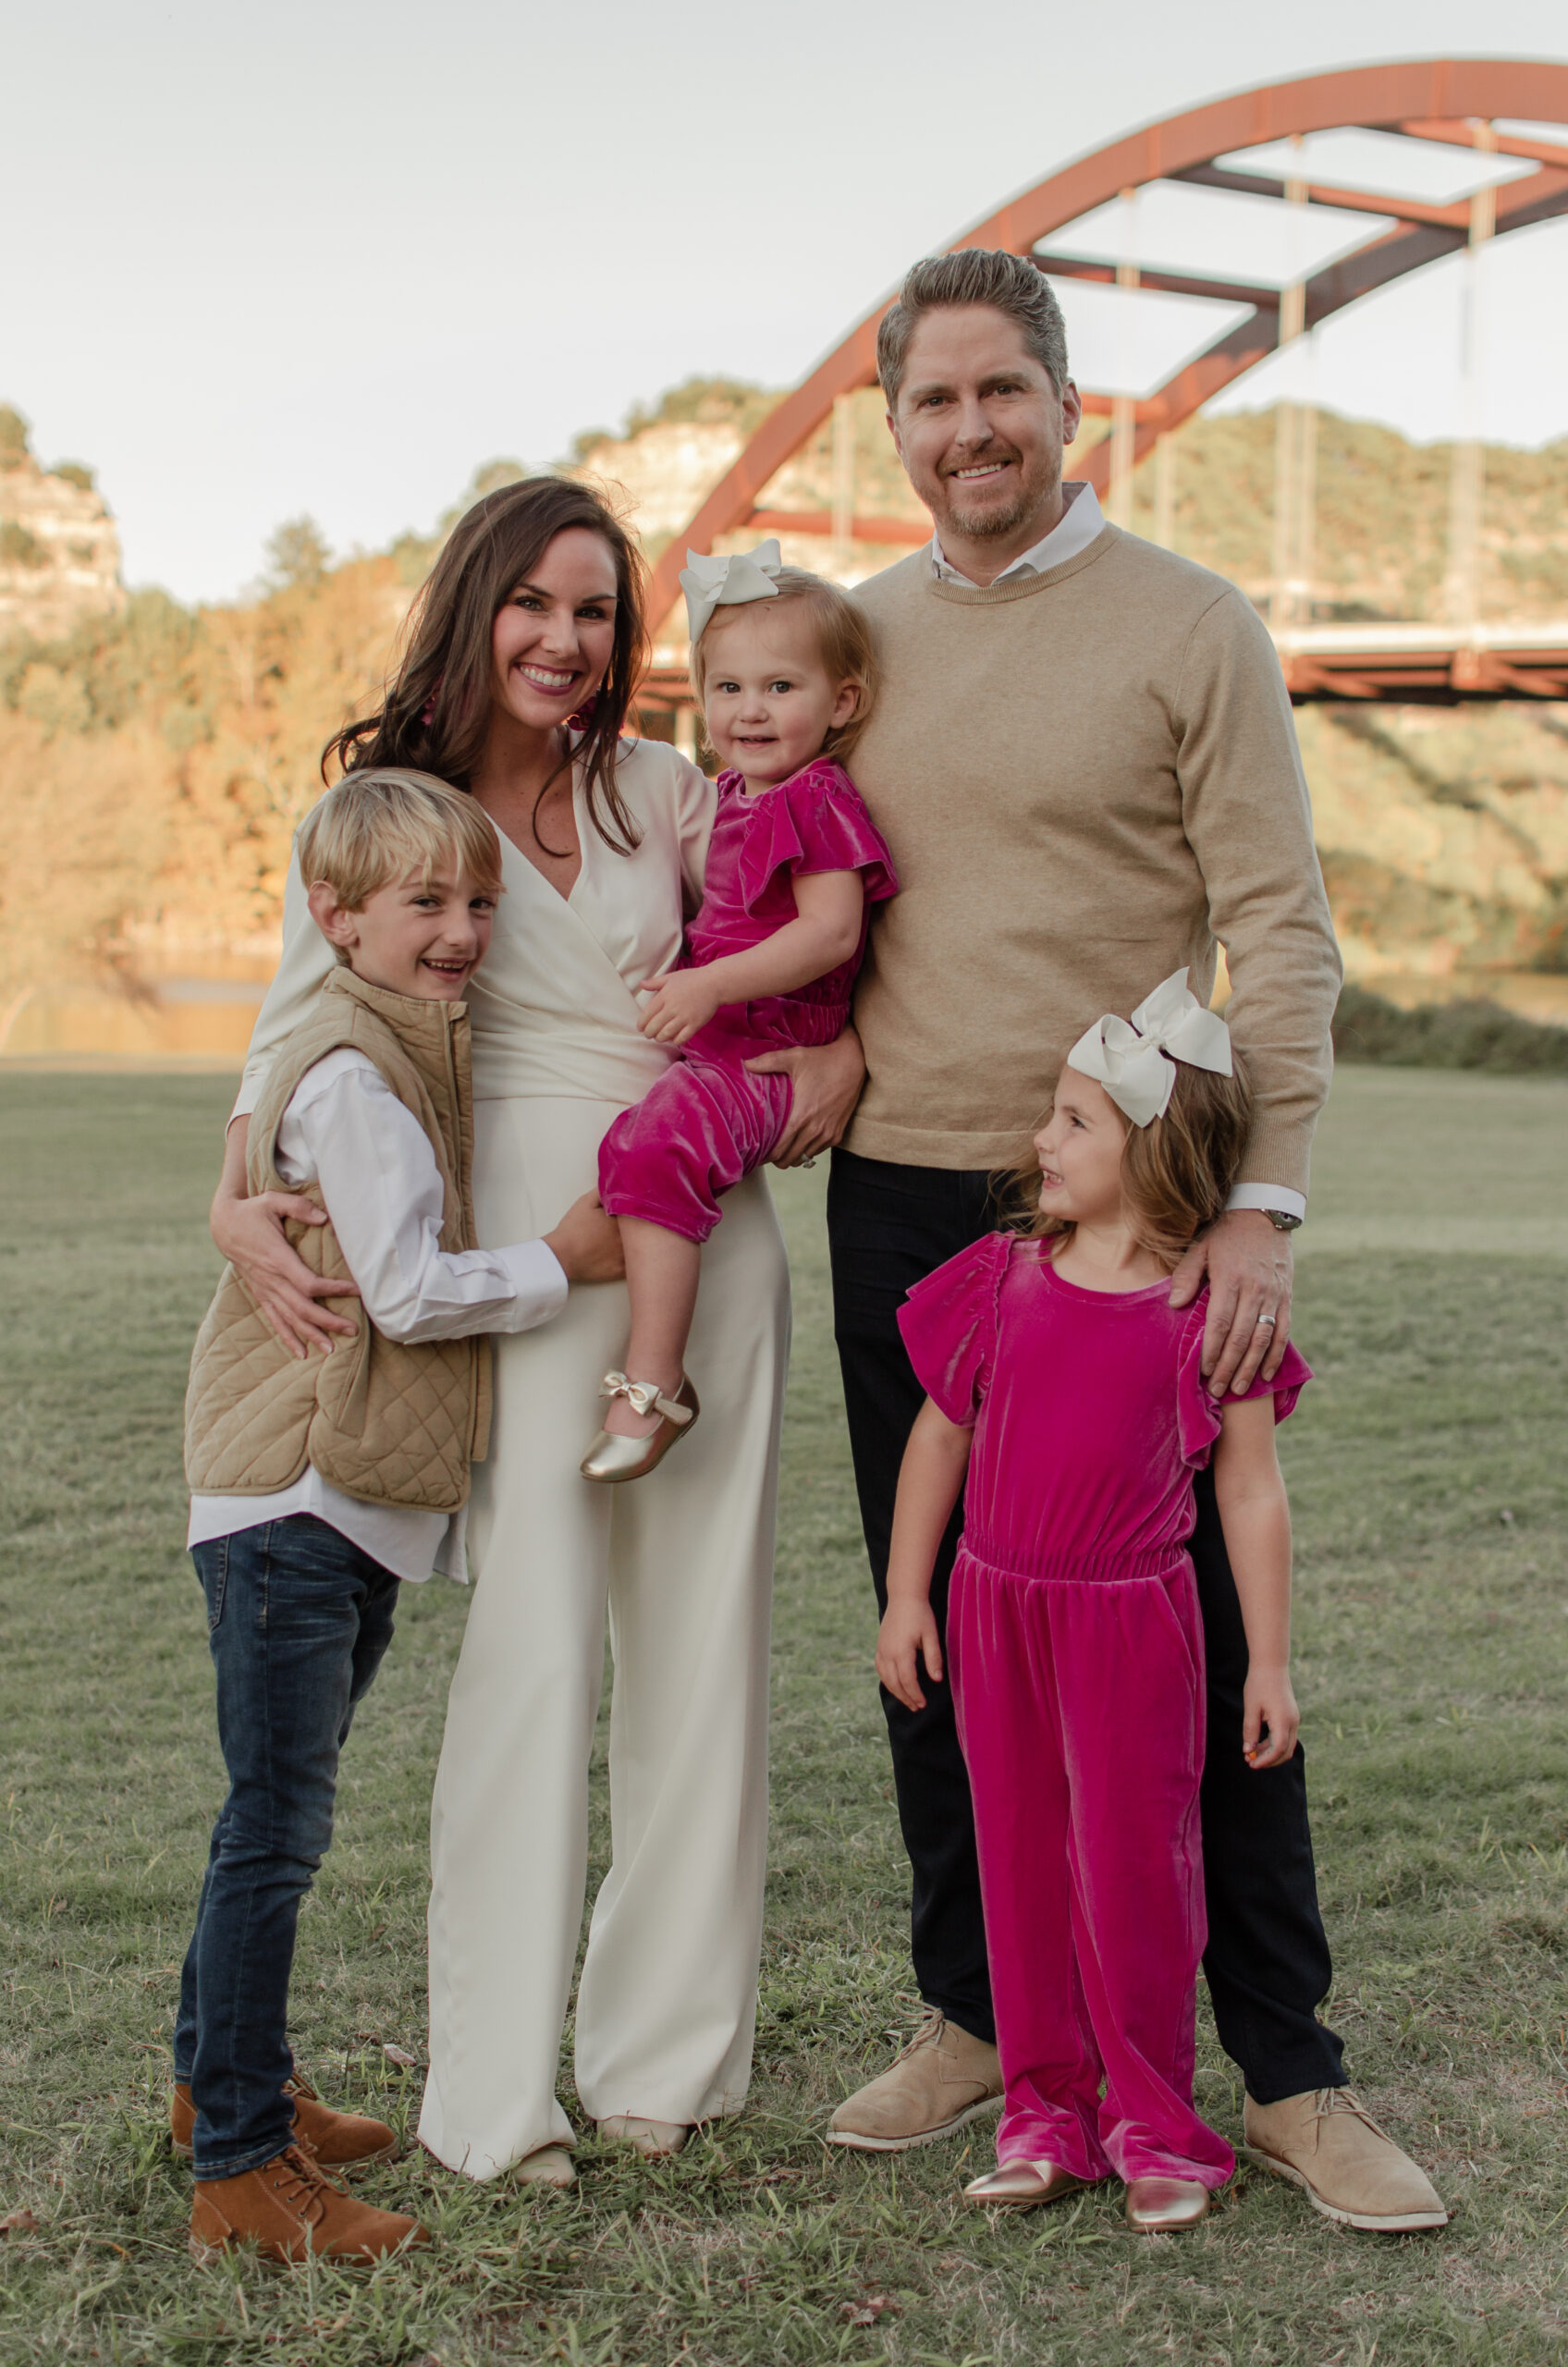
{"left": 190, "top": 2142, "right": 428, "bottom": 2263}
{"left": 172, "top": 2076, "right": 397, "bottom": 2167}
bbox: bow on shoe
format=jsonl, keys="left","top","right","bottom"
{"left": 598, "top": 1370, "right": 693, "bottom": 1427}
{"left": 679, "top": 540, "right": 785, "bottom": 645}
{"left": 1065, "top": 968, "right": 1233, "bottom": 1127}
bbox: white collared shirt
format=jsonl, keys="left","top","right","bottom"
{"left": 928, "top": 480, "right": 1306, "bottom": 1226}
{"left": 929, "top": 481, "right": 1106, "bottom": 587}
{"left": 188, "top": 1048, "right": 569, "bottom": 1581}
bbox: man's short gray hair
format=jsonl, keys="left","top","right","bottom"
{"left": 877, "top": 250, "right": 1070, "bottom": 410}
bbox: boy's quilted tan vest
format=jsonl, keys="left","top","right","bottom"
{"left": 184, "top": 968, "right": 492, "bottom": 1510}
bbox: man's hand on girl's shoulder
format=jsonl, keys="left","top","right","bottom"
{"left": 1168, "top": 1208, "right": 1293, "bottom": 1395}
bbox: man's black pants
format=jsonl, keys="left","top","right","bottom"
{"left": 827, "top": 1147, "right": 1346, "bottom": 2106}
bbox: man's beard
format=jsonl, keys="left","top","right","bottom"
{"left": 940, "top": 451, "right": 1059, "bottom": 543}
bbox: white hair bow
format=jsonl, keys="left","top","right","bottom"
{"left": 680, "top": 540, "right": 784, "bottom": 646}
{"left": 1065, "top": 968, "right": 1232, "bottom": 1128}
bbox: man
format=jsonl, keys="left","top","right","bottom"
{"left": 820, "top": 249, "right": 1444, "bottom": 2232}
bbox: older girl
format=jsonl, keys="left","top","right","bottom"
{"left": 213, "top": 479, "right": 864, "bottom": 2184}
{"left": 876, "top": 974, "right": 1309, "bottom": 2231}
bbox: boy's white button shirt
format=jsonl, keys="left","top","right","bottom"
{"left": 188, "top": 1047, "right": 569, "bottom": 1581}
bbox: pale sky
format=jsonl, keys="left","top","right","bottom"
{"left": 5, "top": 1, "right": 1565, "bottom": 606}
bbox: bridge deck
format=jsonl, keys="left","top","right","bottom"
{"left": 1276, "top": 622, "right": 1568, "bottom": 700}
{"left": 636, "top": 620, "right": 1568, "bottom": 718}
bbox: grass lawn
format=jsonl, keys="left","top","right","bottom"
{"left": 2, "top": 1062, "right": 1566, "bottom": 2365}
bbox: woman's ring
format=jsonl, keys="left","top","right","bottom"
{"left": 800, "top": 1154, "right": 818, "bottom": 1170}
{"left": 1256, "top": 1312, "right": 1277, "bottom": 1328}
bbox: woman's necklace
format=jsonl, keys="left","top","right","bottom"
{"left": 480, "top": 732, "right": 582, "bottom": 895}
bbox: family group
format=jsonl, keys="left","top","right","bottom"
{"left": 169, "top": 249, "right": 1449, "bottom": 2263}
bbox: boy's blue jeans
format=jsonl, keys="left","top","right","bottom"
{"left": 172, "top": 1516, "right": 400, "bottom": 2178}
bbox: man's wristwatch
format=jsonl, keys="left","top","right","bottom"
{"left": 1263, "top": 1209, "right": 1303, "bottom": 1233}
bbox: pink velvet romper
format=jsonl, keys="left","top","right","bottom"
{"left": 899, "top": 1233, "right": 1310, "bottom": 2189}
{"left": 598, "top": 758, "right": 897, "bottom": 1242}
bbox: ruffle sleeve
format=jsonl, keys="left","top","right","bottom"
{"left": 1177, "top": 1300, "right": 1313, "bottom": 1469}
{"left": 734, "top": 759, "right": 899, "bottom": 916}
{"left": 897, "top": 1232, "right": 1012, "bottom": 1429}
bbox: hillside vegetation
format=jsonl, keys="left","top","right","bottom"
{"left": 1, "top": 400, "right": 1565, "bottom": 1019}
{"left": 0, "top": 549, "right": 411, "bottom": 1012}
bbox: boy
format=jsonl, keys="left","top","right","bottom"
{"left": 177, "top": 768, "right": 619, "bottom": 2261}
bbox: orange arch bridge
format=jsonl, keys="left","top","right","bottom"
{"left": 643, "top": 58, "right": 1568, "bottom": 710}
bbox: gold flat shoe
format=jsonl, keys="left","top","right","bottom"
{"left": 1124, "top": 2176, "right": 1209, "bottom": 2231}
{"left": 962, "top": 2160, "right": 1089, "bottom": 2210}
{"left": 580, "top": 1372, "right": 700, "bottom": 1484}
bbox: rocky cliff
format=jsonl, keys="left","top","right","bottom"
{"left": 0, "top": 408, "right": 124, "bottom": 643}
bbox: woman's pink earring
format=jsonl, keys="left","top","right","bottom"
{"left": 420, "top": 672, "right": 445, "bottom": 728}
{"left": 566, "top": 690, "right": 599, "bottom": 732}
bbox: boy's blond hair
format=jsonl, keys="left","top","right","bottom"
{"left": 296, "top": 769, "right": 504, "bottom": 922}
{"left": 691, "top": 568, "right": 878, "bottom": 766}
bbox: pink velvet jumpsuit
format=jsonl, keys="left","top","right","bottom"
{"left": 598, "top": 758, "right": 896, "bottom": 1240}
{"left": 899, "top": 1233, "right": 1310, "bottom": 2189}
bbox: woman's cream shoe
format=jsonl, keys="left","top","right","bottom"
{"left": 1124, "top": 2176, "right": 1209, "bottom": 2231}
{"left": 596, "top": 2116, "right": 690, "bottom": 2159}
{"left": 962, "top": 2160, "right": 1089, "bottom": 2210}
{"left": 514, "top": 2144, "right": 577, "bottom": 2189}
{"left": 580, "top": 1373, "right": 699, "bottom": 1484}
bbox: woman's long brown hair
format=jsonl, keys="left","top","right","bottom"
{"left": 324, "top": 476, "right": 649, "bottom": 853}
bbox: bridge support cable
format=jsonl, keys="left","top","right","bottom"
{"left": 1270, "top": 141, "right": 1319, "bottom": 633}
{"left": 1108, "top": 189, "right": 1140, "bottom": 529}
{"left": 1153, "top": 431, "right": 1177, "bottom": 550}
{"left": 830, "top": 393, "right": 856, "bottom": 582}
{"left": 1442, "top": 120, "right": 1498, "bottom": 641}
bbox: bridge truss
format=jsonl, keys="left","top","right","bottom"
{"left": 637, "top": 58, "right": 1568, "bottom": 717}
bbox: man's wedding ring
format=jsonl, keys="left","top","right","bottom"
{"left": 1256, "top": 1312, "right": 1277, "bottom": 1328}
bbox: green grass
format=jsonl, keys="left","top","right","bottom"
{"left": 2, "top": 1067, "right": 1567, "bottom": 2364}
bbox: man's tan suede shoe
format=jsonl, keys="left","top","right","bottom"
{"left": 172, "top": 2075, "right": 398, "bottom": 2168}
{"left": 190, "top": 2142, "right": 428, "bottom": 2263}
{"left": 827, "top": 2011, "right": 1003, "bottom": 2151}
{"left": 1244, "top": 2088, "right": 1448, "bottom": 2232}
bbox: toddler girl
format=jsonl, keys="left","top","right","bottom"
{"left": 582, "top": 543, "right": 896, "bottom": 1481}
{"left": 876, "top": 972, "right": 1309, "bottom": 2232}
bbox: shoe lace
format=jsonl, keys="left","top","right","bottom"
{"left": 888, "top": 2008, "right": 946, "bottom": 2067}
{"left": 1313, "top": 2088, "right": 1390, "bottom": 2143}
{"left": 270, "top": 2144, "right": 333, "bottom": 2225}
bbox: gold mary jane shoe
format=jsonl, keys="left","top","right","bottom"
{"left": 580, "top": 1372, "right": 700, "bottom": 1484}
{"left": 962, "top": 2160, "right": 1089, "bottom": 2211}
{"left": 1124, "top": 2176, "right": 1210, "bottom": 2232}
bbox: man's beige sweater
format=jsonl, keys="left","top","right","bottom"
{"left": 846, "top": 522, "right": 1341, "bottom": 1196}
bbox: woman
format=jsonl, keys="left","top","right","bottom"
{"left": 214, "top": 478, "right": 863, "bottom": 2183}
